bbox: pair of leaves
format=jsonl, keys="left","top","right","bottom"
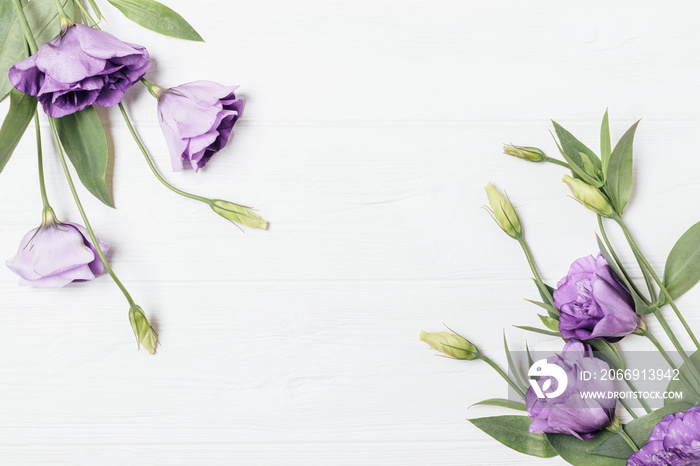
{"left": 553, "top": 111, "right": 640, "bottom": 216}
{"left": 469, "top": 416, "right": 558, "bottom": 458}
{"left": 107, "top": 0, "right": 203, "bottom": 41}
{"left": 0, "top": 0, "right": 75, "bottom": 102}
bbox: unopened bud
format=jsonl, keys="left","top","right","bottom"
{"left": 211, "top": 199, "right": 268, "bottom": 230}
{"left": 562, "top": 175, "right": 614, "bottom": 217}
{"left": 503, "top": 145, "right": 545, "bottom": 162}
{"left": 129, "top": 306, "right": 159, "bottom": 355}
{"left": 420, "top": 331, "right": 479, "bottom": 360}
{"left": 484, "top": 183, "right": 522, "bottom": 238}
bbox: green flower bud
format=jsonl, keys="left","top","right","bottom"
{"left": 503, "top": 145, "right": 545, "bottom": 162}
{"left": 129, "top": 305, "right": 159, "bottom": 355}
{"left": 420, "top": 331, "right": 479, "bottom": 360}
{"left": 484, "top": 183, "right": 522, "bottom": 238}
{"left": 210, "top": 199, "right": 268, "bottom": 230}
{"left": 562, "top": 175, "right": 614, "bottom": 217}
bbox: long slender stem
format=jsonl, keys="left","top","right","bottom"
{"left": 644, "top": 331, "right": 678, "bottom": 370}
{"left": 542, "top": 156, "right": 571, "bottom": 169}
{"left": 621, "top": 377, "right": 651, "bottom": 414}
{"left": 73, "top": 0, "right": 97, "bottom": 27}
{"left": 517, "top": 237, "right": 554, "bottom": 305}
{"left": 597, "top": 216, "right": 650, "bottom": 304}
{"left": 617, "top": 398, "right": 638, "bottom": 420}
{"left": 616, "top": 217, "right": 700, "bottom": 350}
{"left": 479, "top": 354, "right": 526, "bottom": 400}
{"left": 117, "top": 103, "right": 209, "bottom": 204}
{"left": 11, "top": 0, "right": 38, "bottom": 53}
{"left": 33, "top": 113, "right": 51, "bottom": 210}
{"left": 48, "top": 118, "right": 135, "bottom": 307}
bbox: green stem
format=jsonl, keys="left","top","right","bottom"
{"left": 34, "top": 112, "right": 50, "bottom": 210}
{"left": 542, "top": 156, "right": 571, "bottom": 169}
{"left": 517, "top": 237, "right": 554, "bottom": 305}
{"left": 117, "top": 103, "right": 209, "bottom": 204}
{"left": 11, "top": 0, "right": 38, "bottom": 54}
{"left": 52, "top": 0, "right": 71, "bottom": 28}
{"left": 617, "top": 398, "right": 638, "bottom": 420}
{"left": 48, "top": 117, "right": 135, "bottom": 307}
{"left": 479, "top": 354, "right": 526, "bottom": 400}
{"left": 644, "top": 331, "right": 678, "bottom": 370}
{"left": 620, "top": 377, "right": 651, "bottom": 414}
{"left": 616, "top": 217, "right": 700, "bottom": 351}
{"left": 608, "top": 420, "right": 638, "bottom": 452}
{"left": 597, "top": 215, "right": 650, "bottom": 304}
{"left": 73, "top": 0, "right": 97, "bottom": 27}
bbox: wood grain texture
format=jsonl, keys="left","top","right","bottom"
{"left": 1, "top": 1, "right": 700, "bottom": 464}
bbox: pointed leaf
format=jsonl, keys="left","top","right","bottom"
{"left": 547, "top": 430, "right": 625, "bottom": 466}
{"left": 513, "top": 326, "right": 560, "bottom": 337}
{"left": 0, "top": 88, "right": 36, "bottom": 175}
{"left": 600, "top": 109, "right": 611, "bottom": 178}
{"left": 53, "top": 107, "right": 113, "bottom": 207}
{"left": 606, "top": 120, "right": 640, "bottom": 214}
{"left": 663, "top": 221, "right": 700, "bottom": 300}
{"left": 538, "top": 314, "right": 560, "bottom": 332}
{"left": 0, "top": 0, "right": 74, "bottom": 102}
{"left": 470, "top": 398, "right": 527, "bottom": 411}
{"left": 585, "top": 338, "right": 625, "bottom": 371}
{"left": 525, "top": 299, "right": 559, "bottom": 318}
{"left": 469, "top": 416, "right": 558, "bottom": 458}
{"left": 504, "top": 333, "right": 527, "bottom": 392}
{"left": 551, "top": 120, "right": 603, "bottom": 187}
{"left": 107, "top": 0, "right": 203, "bottom": 41}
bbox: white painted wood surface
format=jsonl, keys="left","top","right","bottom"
{"left": 1, "top": 1, "right": 700, "bottom": 464}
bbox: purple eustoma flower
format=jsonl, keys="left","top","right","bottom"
{"left": 156, "top": 80, "right": 244, "bottom": 172}
{"left": 627, "top": 406, "right": 700, "bottom": 465}
{"left": 6, "top": 215, "right": 108, "bottom": 288}
{"left": 554, "top": 253, "right": 639, "bottom": 343}
{"left": 527, "top": 340, "right": 616, "bottom": 440}
{"left": 8, "top": 24, "right": 150, "bottom": 118}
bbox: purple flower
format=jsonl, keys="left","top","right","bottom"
{"left": 6, "top": 216, "right": 109, "bottom": 288}
{"left": 627, "top": 406, "right": 700, "bottom": 465}
{"left": 527, "top": 340, "right": 616, "bottom": 440}
{"left": 554, "top": 253, "right": 639, "bottom": 343}
{"left": 156, "top": 80, "right": 244, "bottom": 172}
{"left": 8, "top": 24, "right": 150, "bottom": 118}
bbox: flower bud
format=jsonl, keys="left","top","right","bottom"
{"left": 484, "top": 183, "right": 522, "bottom": 238}
{"left": 503, "top": 145, "right": 545, "bottom": 162}
{"left": 420, "top": 331, "right": 479, "bottom": 359}
{"left": 210, "top": 199, "right": 268, "bottom": 230}
{"left": 129, "top": 306, "right": 159, "bottom": 355}
{"left": 562, "top": 175, "right": 614, "bottom": 217}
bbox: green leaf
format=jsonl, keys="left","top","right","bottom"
{"left": 663, "top": 221, "right": 700, "bottom": 300}
{"left": 53, "top": 107, "right": 113, "bottom": 207}
{"left": 665, "top": 350, "right": 700, "bottom": 406}
{"left": 534, "top": 279, "right": 557, "bottom": 310}
{"left": 526, "top": 299, "right": 559, "bottom": 317}
{"left": 504, "top": 332, "right": 527, "bottom": 392}
{"left": 547, "top": 430, "right": 625, "bottom": 466}
{"left": 513, "top": 326, "right": 560, "bottom": 337}
{"left": 469, "top": 416, "right": 558, "bottom": 458}
{"left": 538, "top": 314, "right": 560, "bottom": 332}
{"left": 592, "top": 402, "right": 694, "bottom": 459}
{"left": 0, "top": 88, "right": 36, "bottom": 175}
{"left": 107, "top": 0, "right": 203, "bottom": 41}
{"left": 584, "top": 338, "right": 626, "bottom": 371}
{"left": 596, "top": 234, "right": 654, "bottom": 316}
{"left": 0, "top": 0, "right": 74, "bottom": 102}
{"left": 470, "top": 398, "right": 527, "bottom": 411}
{"left": 606, "top": 120, "right": 640, "bottom": 214}
{"left": 551, "top": 120, "right": 604, "bottom": 187}
{"left": 601, "top": 110, "right": 611, "bottom": 179}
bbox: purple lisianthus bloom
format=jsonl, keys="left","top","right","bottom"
{"left": 627, "top": 406, "right": 700, "bottom": 465}
{"left": 6, "top": 214, "right": 109, "bottom": 288}
{"left": 527, "top": 340, "right": 616, "bottom": 440}
{"left": 554, "top": 253, "right": 639, "bottom": 343}
{"left": 156, "top": 80, "right": 244, "bottom": 172}
{"left": 8, "top": 23, "right": 150, "bottom": 118}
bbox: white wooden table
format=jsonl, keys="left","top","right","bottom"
{"left": 1, "top": 1, "right": 699, "bottom": 464}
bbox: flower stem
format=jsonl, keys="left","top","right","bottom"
{"left": 10, "top": 0, "right": 38, "bottom": 54}
{"left": 615, "top": 217, "right": 700, "bottom": 351}
{"left": 542, "top": 156, "right": 571, "bottom": 169}
{"left": 73, "top": 0, "right": 97, "bottom": 27}
{"left": 52, "top": 0, "right": 72, "bottom": 31}
{"left": 117, "top": 103, "right": 209, "bottom": 204}
{"left": 33, "top": 113, "right": 51, "bottom": 210}
{"left": 608, "top": 419, "right": 638, "bottom": 452}
{"left": 48, "top": 117, "right": 135, "bottom": 308}
{"left": 517, "top": 237, "right": 554, "bottom": 305}
{"left": 478, "top": 354, "right": 527, "bottom": 400}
